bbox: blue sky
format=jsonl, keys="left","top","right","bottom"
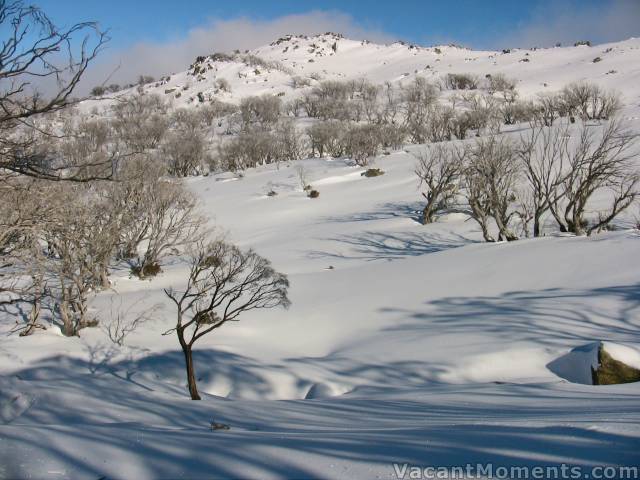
{"left": 32, "top": 0, "right": 640, "bottom": 92}
{"left": 36, "top": 0, "right": 639, "bottom": 49}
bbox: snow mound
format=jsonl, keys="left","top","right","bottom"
{"left": 547, "top": 342, "right": 599, "bottom": 384}
{"left": 548, "top": 342, "right": 640, "bottom": 385}
{"left": 0, "top": 388, "right": 35, "bottom": 424}
{"left": 304, "top": 382, "right": 349, "bottom": 399}
{"left": 602, "top": 342, "right": 640, "bottom": 370}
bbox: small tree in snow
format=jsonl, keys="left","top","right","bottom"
{"left": 414, "top": 144, "right": 466, "bottom": 224}
{"left": 164, "top": 240, "right": 290, "bottom": 400}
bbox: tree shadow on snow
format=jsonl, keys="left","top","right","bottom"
{"left": 308, "top": 230, "right": 475, "bottom": 262}
{"left": 380, "top": 284, "right": 640, "bottom": 347}
{"left": 319, "top": 201, "right": 425, "bottom": 224}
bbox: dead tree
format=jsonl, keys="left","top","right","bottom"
{"left": 164, "top": 240, "right": 290, "bottom": 400}
{"left": 414, "top": 144, "right": 466, "bottom": 224}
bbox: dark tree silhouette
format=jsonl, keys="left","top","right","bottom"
{"left": 164, "top": 240, "right": 290, "bottom": 400}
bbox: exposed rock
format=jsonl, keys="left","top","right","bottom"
{"left": 548, "top": 341, "right": 640, "bottom": 385}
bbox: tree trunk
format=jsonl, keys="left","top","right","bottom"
{"left": 182, "top": 344, "right": 201, "bottom": 400}
{"left": 533, "top": 209, "right": 543, "bottom": 237}
{"left": 421, "top": 205, "right": 434, "bottom": 225}
{"left": 99, "top": 264, "right": 110, "bottom": 288}
{"left": 59, "top": 300, "right": 75, "bottom": 336}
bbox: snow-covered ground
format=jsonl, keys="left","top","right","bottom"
{"left": 2, "top": 35, "right": 640, "bottom": 479}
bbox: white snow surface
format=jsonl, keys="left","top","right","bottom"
{"left": 2, "top": 35, "right": 640, "bottom": 479}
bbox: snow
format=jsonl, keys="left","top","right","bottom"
{"left": 603, "top": 342, "right": 640, "bottom": 370}
{"left": 547, "top": 342, "right": 600, "bottom": 385}
{"left": 3, "top": 35, "right": 640, "bottom": 478}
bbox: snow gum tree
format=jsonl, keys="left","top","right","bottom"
{"left": 164, "top": 240, "right": 290, "bottom": 400}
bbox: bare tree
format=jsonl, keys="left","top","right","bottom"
{"left": 464, "top": 136, "right": 521, "bottom": 241}
{"left": 239, "top": 95, "right": 282, "bottom": 130}
{"left": 534, "top": 93, "right": 564, "bottom": 127}
{"left": 517, "top": 124, "right": 569, "bottom": 236}
{"left": 560, "top": 82, "right": 620, "bottom": 121}
{"left": 164, "top": 240, "right": 290, "bottom": 400}
{"left": 443, "top": 73, "right": 479, "bottom": 90}
{"left": 0, "top": 0, "right": 109, "bottom": 180}
{"left": 555, "top": 120, "right": 638, "bottom": 235}
{"left": 133, "top": 182, "right": 205, "bottom": 278}
{"left": 274, "top": 119, "right": 307, "bottom": 165}
{"left": 307, "top": 120, "right": 345, "bottom": 158}
{"left": 162, "top": 127, "right": 208, "bottom": 177}
{"left": 111, "top": 94, "right": 169, "bottom": 153}
{"left": 343, "top": 123, "right": 381, "bottom": 166}
{"left": 414, "top": 144, "right": 466, "bottom": 224}
{"left": 402, "top": 77, "right": 440, "bottom": 143}
{"left": 43, "top": 185, "right": 119, "bottom": 335}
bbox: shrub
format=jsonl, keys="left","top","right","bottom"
{"left": 138, "top": 75, "right": 155, "bottom": 85}
{"left": 485, "top": 73, "right": 516, "bottom": 95}
{"left": 307, "top": 120, "right": 346, "bottom": 157}
{"left": 361, "top": 168, "right": 385, "bottom": 177}
{"left": 90, "top": 85, "right": 106, "bottom": 96}
{"left": 308, "top": 189, "right": 320, "bottom": 198}
{"left": 444, "top": 73, "right": 479, "bottom": 90}
{"left": 131, "top": 262, "right": 162, "bottom": 279}
{"left": 291, "top": 76, "right": 312, "bottom": 89}
{"left": 560, "top": 82, "right": 620, "bottom": 120}
{"left": 240, "top": 94, "right": 282, "bottom": 129}
{"left": 215, "top": 78, "right": 231, "bottom": 93}
{"left": 343, "top": 123, "right": 381, "bottom": 166}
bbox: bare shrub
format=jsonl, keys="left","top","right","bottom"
{"left": 343, "top": 123, "right": 381, "bottom": 166}
{"left": 291, "top": 76, "right": 312, "bottom": 89}
{"left": 402, "top": 77, "right": 440, "bottom": 143}
{"left": 214, "top": 78, "right": 231, "bottom": 93}
{"left": 307, "top": 120, "right": 346, "bottom": 158}
{"left": 560, "top": 82, "right": 621, "bottom": 121}
{"left": 102, "top": 298, "right": 160, "bottom": 346}
{"left": 163, "top": 109, "right": 208, "bottom": 176}
{"left": 414, "top": 144, "right": 466, "bottom": 224}
{"left": 464, "top": 136, "right": 521, "bottom": 241}
{"left": 485, "top": 73, "right": 517, "bottom": 95}
{"left": 517, "top": 125, "right": 569, "bottom": 237}
{"left": 444, "top": 73, "right": 479, "bottom": 90}
{"left": 502, "top": 100, "right": 536, "bottom": 126}
{"left": 133, "top": 182, "right": 206, "bottom": 277}
{"left": 0, "top": 0, "right": 108, "bottom": 180}
{"left": 533, "top": 93, "right": 564, "bottom": 126}
{"left": 240, "top": 95, "right": 282, "bottom": 129}
{"left": 199, "top": 99, "right": 238, "bottom": 126}
{"left": 553, "top": 120, "right": 638, "bottom": 235}
{"left": 112, "top": 94, "right": 169, "bottom": 152}
{"left": 217, "top": 129, "right": 279, "bottom": 170}
{"left": 294, "top": 164, "right": 311, "bottom": 191}
{"left": 457, "top": 92, "right": 503, "bottom": 135}
{"left": 274, "top": 119, "right": 307, "bottom": 163}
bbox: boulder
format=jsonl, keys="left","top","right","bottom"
{"left": 548, "top": 341, "right": 640, "bottom": 385}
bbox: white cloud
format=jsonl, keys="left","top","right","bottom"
{"left": 79, "top": 11, "right": 394, "bottom": 94}
{"left": 498, "top": 0, "right": 640, "bottom": 49}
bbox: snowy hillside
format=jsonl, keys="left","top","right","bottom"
{"left": 85, "top": 33, "right": 640, "bottom": 112}
{"left": 2, "top": 34, "right": 640, "bottom": 479}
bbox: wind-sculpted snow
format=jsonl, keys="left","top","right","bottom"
{"left": 3, "top": 35, "right": 640, "bottom": 479}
